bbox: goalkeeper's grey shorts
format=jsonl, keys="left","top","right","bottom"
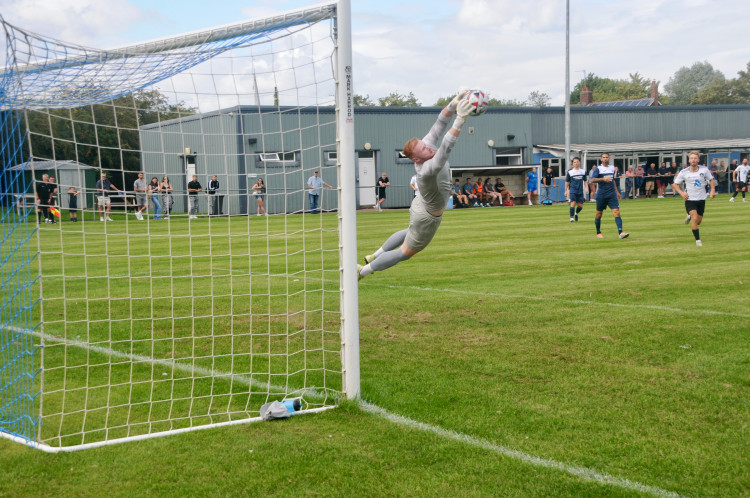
{"left": 404, "top": 196, "right": 442, "bottom": 252}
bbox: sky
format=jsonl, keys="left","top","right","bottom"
{"left": 1, "top": 0, "right": 749, "bottom": 106}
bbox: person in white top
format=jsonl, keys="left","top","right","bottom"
{"left": 409, "top": 174, "right": 419, "bottom": 198}
{"left": 672, "top": 150, "right": 715, "bottom": 246}
{"left": 729, "top": 158, "right": 749, "bottom": 202}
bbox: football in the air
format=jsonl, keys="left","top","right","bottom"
{"left": 465, "top": 89, "right": 489, "bottom": 116}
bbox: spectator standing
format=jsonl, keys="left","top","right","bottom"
{"left": 375, "top": 172, "right": 389, "bottom": 211}
{"left": 541, "top": 166, "right": 556, "bottom": 204}
{"left": 410, "top": 174, "right": 419, "bottom": 198}
{"left": 672, "top": 150, "right": 715, "bottom": 246}
{"left": 67, "top": 186, "right": 80, "bottom": 222}
{"left": 96, "top": 172, "right": 120, "bottom": 221}
{"left": 35, "top": 174, "right": 50, "bottom": 223}
{"left": 666, "top": 163, "right": 677, "bottom": 195}
{"left": 645, "top": 163, "right": 658, "bottom": 198}
{"left": 526, "top": 168, "right": 538, "bottom": 205}
{"left": 624, "top": 166, "right": 635, "bottom": 199}
{"left": 730, "top": 158, "right": 750, "bottom": 202}
{"left": 307, "top": 170, "right": 332, "bottom": 214}
{"left": 187, "top": 174, "right": 202, "bottom": 219}
{"left": 657, "top": 162, "right": 669, "bottom": 198}
{"left": 160, "top": 176, "right": 173, "bottom": 218}
{"left": 133, "top": 172, "right": 148, "bottom": 221}
{"left": 46, "top": 175, "right": 59, "bottom": 224}
{"left": 252, "top": 177, "right": 267, "bottom": 216}
{"left": 590, "top": 152, "right": 628, "bottom": 239}
{"left": 634, "top": 164, "right": 645, "bottom": 197}
{"left": 588, "top": 164, "right": 598, "bottom": 201}
{"left": 728, "top": 160, "right": 737, "bottom": 192}
{"left": 565, "top": 157, "right": 587, "bottom": 222}
{"left": 462, "top": 177, "right": 479, "bottom": 207}
{"left": 148, "top": 177, "right": 162, "bottom": 219}
{"left": 207, "top": 175, "right": 220, "bottom": 215}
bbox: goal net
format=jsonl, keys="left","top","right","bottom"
{"left": 0, "top": 1, "right": 359, "bottom": 452}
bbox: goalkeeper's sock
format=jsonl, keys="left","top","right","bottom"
{"left": 380, "top": 228, "right": 408, "bottom": 252}
{"left": 370, "top": 247, "right": 411, "bottom": 272}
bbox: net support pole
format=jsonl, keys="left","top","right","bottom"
{"left": 335, "top": 0, "right": 360, "bottom": 399}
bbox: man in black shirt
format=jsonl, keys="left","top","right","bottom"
{"left": 541, "top": 166, "right": 556, "bottom": 204}
{"left": 207, "top": 175, "right": 220, "bottom": 215}
{"left": 36, "top": 174, "right": 50, "bottom": 223}
{"left": 187, "top": 175, "right": 202, "bottom": 219}
{"left": 375, "top": 172, "right": 389, "bottom": 211}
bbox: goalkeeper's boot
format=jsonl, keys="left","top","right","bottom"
{"left": 357, "top": 264, "right": 365, "bottom": 281}
{"left": 364, "top": 253, "right": 376, "bottom": 264}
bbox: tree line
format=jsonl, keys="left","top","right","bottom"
{"left": 354, "top": 60, "right": 750, "bottom": 107}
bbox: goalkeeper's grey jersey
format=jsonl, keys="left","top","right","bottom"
{"left": 674, "top": 166, "right": 713, "bottom": 201}
{"left": 414, "top": 113, "right": 457, "bottom": 213}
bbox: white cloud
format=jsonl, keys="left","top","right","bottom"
{"left": 1, "top": 0, "right": 144, "bottom": 46}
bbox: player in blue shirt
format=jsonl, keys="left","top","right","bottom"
{"left": 589, "top": 153, "right": 629, "bottom": 239}
{"left": 526, "top": 168, "right": 538, "bottom": 205}
{"left": 564, "top": 156, "right": 588, "bottom": 222}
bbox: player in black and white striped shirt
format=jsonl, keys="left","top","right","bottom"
{"left": 672, "top": 150, "right": 715, "bottom": 246}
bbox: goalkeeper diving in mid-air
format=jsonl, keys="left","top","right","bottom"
{"left": 358, "top": 90, "right": 473, "bottom": 280}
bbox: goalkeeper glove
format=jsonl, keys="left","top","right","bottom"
{"left": 448, "top": 89, "right": 470, "bottom": 112}
{"left": 456, "top": 99, "right": 473, "bottom": 119}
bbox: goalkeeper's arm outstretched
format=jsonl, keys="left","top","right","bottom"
{"left": 358, "top": 91, "right": 472, "bottom": 280}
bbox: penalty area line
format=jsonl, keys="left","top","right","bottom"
{"left": 360, "top": 401, "right": 682, "bottom": 498}
{"left": 366, "top": 283, "right": 750, "bottom": 319}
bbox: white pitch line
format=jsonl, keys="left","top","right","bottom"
{"left": 360, "top": 401, "right": 682, "bottom": 498}
{"left": 12, "top": 329, "right": 682, "bottom": 495}
{"left": 366, "top": 283, "right": 750, "bottom": 319}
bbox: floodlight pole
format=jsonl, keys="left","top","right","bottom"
{"left": 564, "top": 0, "right": 571, "bottom": 168}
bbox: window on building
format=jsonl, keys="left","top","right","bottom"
{"left": 257, "top": 151, "right": 300, "bottom": 168}
{"left": 540, "top": 157, "right": 564, "bottom": 177}
{"left": 396, "top": 150, "right": 411, "bottom": 164}
{"left": 324, "top": 151, "right": 337, "bottom": 165}
{"left": 494, "top": 147, "right": 523, "bottom": 166}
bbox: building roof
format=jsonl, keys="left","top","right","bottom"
{"left": 587, "top": 98, "right": 659, "bottom": 107}
{"left": 8, "top": 160, "right": 98, "bottom": 171}
{"left": 536, "top": 138, "right": 750, "bottom": 156}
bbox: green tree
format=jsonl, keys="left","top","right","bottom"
{"left": 526, "top": 90, "right": 551, "bottom": 107}
{"left": 570, "top": 72, "right": 653, "bottom": 104}
{"left": 377, "top": 92, "right": 420, "bottom": 107}
{"left": 353, "top": 94, "right": 376, "bottom": 106}
{"left": 664, "top": 61, "right": 725, "bottom": 105}
{"left": 22, "top": 89, "right": 194, "bottom": 174}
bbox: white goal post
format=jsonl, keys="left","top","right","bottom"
{"left": 0, "top": 0, "right": 359, "bottom": 452}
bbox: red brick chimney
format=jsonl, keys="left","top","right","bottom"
{"left": 650, "top": 81, "right": 659, "bottom": 105}
{"left": 580, "top": 87, "right": 593, "bottom": 105}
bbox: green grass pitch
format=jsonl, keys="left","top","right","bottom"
{"left": 2, "top": 194, "right": 748, "bottom": 496}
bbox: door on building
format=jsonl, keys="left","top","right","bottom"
{"left": 357, "top": 151, "right": 376, "bottom": 207}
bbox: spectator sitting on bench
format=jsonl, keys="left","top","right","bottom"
{"left": 462, "top": 177, "right": 479, "bottom": 207}
{"left": 453, "top": 179, "right": 469, "bottom": 208}
{"left": 473, "top": 177, "right": 491, "bottom": 207}
{"left": 484, "top": 178, "right": 503, "bottom": 206}
{"left": 494, "top": 177, "right": 514, "bottom": 204}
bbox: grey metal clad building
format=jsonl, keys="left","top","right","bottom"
{"left": 140, "top": 104, "right": 750, "bottom": 211}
